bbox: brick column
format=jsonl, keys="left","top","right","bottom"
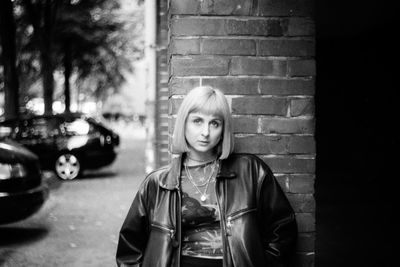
{"left": 155, "top": 0, "right": 170, "bottom": 167}
{"left": 168, "top": 0, "right": 315, "bottom": 266}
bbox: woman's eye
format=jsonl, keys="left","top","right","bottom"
{"left": 211, "top": 121, "right": 220, "bottom": 127}
{"left": 193, "top": 119, "right": 202, "bottom": 124}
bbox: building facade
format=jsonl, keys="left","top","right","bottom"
{"left": 148, "top": 0, "right": 315, "bottom": 266}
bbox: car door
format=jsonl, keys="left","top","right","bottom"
{"left": 17, "top": 117, "right": 59, "bottom": 169}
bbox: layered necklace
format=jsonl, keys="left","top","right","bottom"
{"left": 184, "top": 158, "right": 218, "bottom": 202}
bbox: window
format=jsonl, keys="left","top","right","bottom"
{"left": 61, "top": 119, "right": 92, "bottom": 136}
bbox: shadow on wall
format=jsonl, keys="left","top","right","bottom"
{"left": 315, "top": 1, "right": 397, "bottom": 266}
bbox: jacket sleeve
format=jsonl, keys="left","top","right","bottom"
{"left": 116, "top": 180, "right": 151, "bottom": 267}
{"left": 257, "top": 160, "right": 298, "bottom": 266}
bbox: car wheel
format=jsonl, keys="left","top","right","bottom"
{"left": 54, "top": 153, "right": 81, "bottom": 180}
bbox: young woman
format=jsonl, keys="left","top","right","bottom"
{"left": 116, "top": 86, "right": 297, "bottom": 267}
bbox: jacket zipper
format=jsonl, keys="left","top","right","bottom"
{"left": 215, "top": 177, "right": 229, "bottom": 267}
{"left": 176, "top": 184, "right": 182, "bottom": 267}
{"left": 151, "top": 223, "right": 176, "bottom": 240}
{"left": 226, "top": 208, "right": 257, "bottom": 232}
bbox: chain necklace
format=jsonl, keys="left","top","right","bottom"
{"left": 184, "top": 160, "right": 217, "bottom": 202}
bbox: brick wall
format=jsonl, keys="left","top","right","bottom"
{"left": 166, "top": 0, "right": 315, "bottom": 266}
{"left": 155, "top": 0, "right": 170, "bottom": 167}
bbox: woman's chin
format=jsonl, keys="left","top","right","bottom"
{"left": 191, "top": 145, "right": 213, "bottom": 154}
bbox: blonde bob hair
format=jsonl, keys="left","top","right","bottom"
{"left": 171, "top": 86, "right": 234, "bottom": 159}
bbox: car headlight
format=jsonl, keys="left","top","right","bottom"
{"left": 0, "top": 163, "right": 27, "bottom": 180}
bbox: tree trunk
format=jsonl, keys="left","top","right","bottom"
{"left": 63, "top": 41, "right": 72, "bottom": 113}
{"left": 42, "top": 0, "right": 54, "bottom": 115}
{"left": 0, "top": 0, "right": 20, "bottom": 120}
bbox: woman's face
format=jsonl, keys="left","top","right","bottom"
{"left": 185, "top": 112, "right": 223, "bottom": 157}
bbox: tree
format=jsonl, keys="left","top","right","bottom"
{"left": 2, "top": 0, "right": 143, "bottom": 116}
{"left": 22, "top": 0, "right": 59, "bottom": 114}
{"left": 53, "top": 0, "right": 143, "bottom": 112}
{"left": 0, "top": 0, "right": 20, "bottom": 119}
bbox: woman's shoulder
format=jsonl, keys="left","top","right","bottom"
{"left": 227, "top": 153, "right": 265, "bottom": 164}
{"left": 226, "top": 153, "right": 273, "bottom": 172}
{"left": 144, "top": 164, "right": 170, "bottom": 181}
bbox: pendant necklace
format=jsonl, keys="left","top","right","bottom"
{"left": 184, "top": 159, "right": 217, "bottom": 202}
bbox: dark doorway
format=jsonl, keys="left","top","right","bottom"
{"left": 315, "top": 1, "right": 397, "bottom": 266}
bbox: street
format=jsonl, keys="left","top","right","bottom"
{"left": 0, "top": 128, "right": 146, "bottom": 267}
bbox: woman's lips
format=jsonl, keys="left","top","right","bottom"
{"left": 198, "top": 140, "right": 209, "bottom": 145}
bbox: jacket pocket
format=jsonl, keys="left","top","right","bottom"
{"left": 226, "top": 207, "right": 257, "bottom": 235}
{"left": 150, "top": 223, "right": 176, "bottom": 241}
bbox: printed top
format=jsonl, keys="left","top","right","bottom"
{"left": 180, "top": 161, "right": 223, "bottom": 259}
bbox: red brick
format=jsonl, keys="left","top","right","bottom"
{"left": 231, "top": 57, "right": 287, "bottom": 76}
{"left": 233, "top": 116, "right": 259, "bottom": 133}
{"left": 289, "top": 174, "right": 314, "bottom": 194}
{"left": 287, "top": 194, "right": 315, "bottom": 212}
{"left": 262, "top": 156, "right": 315, "bottom": 173}
{"left": 171, "top": 56, "right": 229, "bottom": 76}
{"left": 234, "top": 135, "right": 288, "bottom": 154}
{"left": 202, "top": 77, "right": 259, "bottom": 95}
{"left": 156, "top": 143, "right": 169, "bottom": 151}
{"left": 232, "top": 97, "right": 287, "bottom": 115}
{"left": 169, "top": 77, "right": 200, "bottom": 95}
{"left": 226, "top": 19, "right": 285, "bottom": 36}
{"left": 288, "top": 17, "right": 315, "bottom": 37}
{"left": 200, "top": 0, "right": 253, "bottom": 15}
{"left": 168, "top": 118, "right": 176, "bottom": 134}
{"left": 260, "top": 117, "right": 315, "bottom": 134}
{"left": 170, "top": 17, "right": 226, "bottom": 36}
{"left": 275, "top": 174, "right": 289, "bottom": 192}
{"left": 170, "top": 0, "right": 253, "bottom": 15}
{"left": 260, "top": 78, "right": 315, "bottom": 95}
{"left": 235, "top": 135, "right": 315, "bottom": 155}
{"left": 170, "top": 38, "right": 200, "bottom": 55}
{"left": 288, "top": 59, "right": 316, "bottom": 77}
{"left": 258, "top": 0, "right": 315, "bottom": 17}
{"left": 295, "top": 212, "right": 315, "bottom": 232}
{"left": 158, "top": 103, "right": 168, "bottom": 113}
{"left": 297, "top": 233, "right": 315, "bottom": 251}
{"left": 170, "top": 0, "right": 200, "bottom": 14}
{"left": 171, "top": 17, "right": 288, "bottom": 37}
{"left": 202, "top": 39, "right": 256, "bottom": 55}
{"left": 288, "top": 135, "right": 315, "bottom": 154}
{"left": 158, "top": 124, "right": 169, "bottom": 132}
{"left": 169, "top": 98, "right": 183, "bottom": 115}
{"left": 291, "top": 98, "right": 314, "bottom": 116}
{"left": 259, "top": 39, "right": 315, "bottom": 57}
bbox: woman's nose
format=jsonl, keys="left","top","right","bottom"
{"left": 201, "top": 124, "right": 210, "bottom": 137}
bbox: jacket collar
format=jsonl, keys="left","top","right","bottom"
{"left": 159, "top": 154, "right": 236, "bottom": 190}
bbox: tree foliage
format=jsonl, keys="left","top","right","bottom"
{"left": 0, "top": 0, "right": 143, "bottom": 116}
{"left": 0, "top": 0, "right": 20, "bottom": 119}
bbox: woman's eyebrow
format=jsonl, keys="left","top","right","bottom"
{"left": 189, "top": 114, "right": 202, "bottom": 118}
{"left": 210, "top": 116, "right": 222, "bottom": 121}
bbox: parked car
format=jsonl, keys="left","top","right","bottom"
{"left": 0, "top": 113, "right": 120, "bottom": 180}
{"left": 0, "top": 140, "right": 49, "bottom": 224}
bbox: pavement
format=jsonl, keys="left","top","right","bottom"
{"left": 0, "top": 128, "right": 146, "bottom": 267}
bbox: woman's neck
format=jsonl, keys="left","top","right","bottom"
{"left": 185, "top": 151, "right": 217, "bottom": 165}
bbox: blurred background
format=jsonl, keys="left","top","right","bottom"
{"left": 0, "top": 1, "right": 149, "bottom": 266}
{"left": 0, "top": 0, "right": 146, "bottom": 134}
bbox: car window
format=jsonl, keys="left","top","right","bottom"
{"left": 0, "top": 125, "right": 14, "bottom": 138}
{"left": 20, "top": 118, "right": 60, "bottom": 139}
{"left": 60, "top": 119, "right": 93, "bottom": 136}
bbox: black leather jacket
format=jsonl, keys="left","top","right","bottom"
{"left": 116, "top": 153, "right": 297, "bottom": 267}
